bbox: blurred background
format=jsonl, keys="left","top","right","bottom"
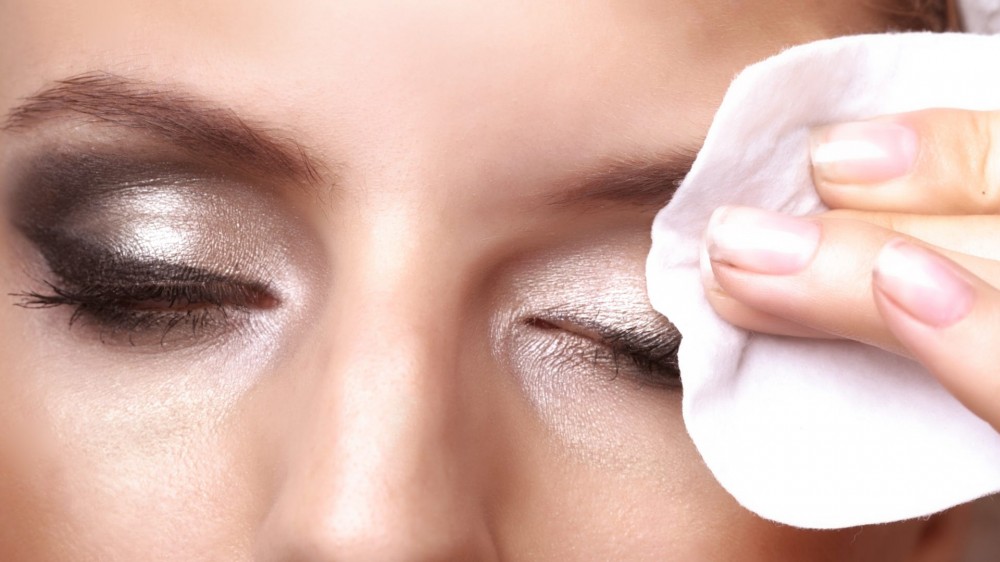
{"left": 965, "top": 496, "right": 1000, "bottom": 561}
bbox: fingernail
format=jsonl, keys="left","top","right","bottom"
{"left": 810, "top": 121, "right": 918, "bottom": 184}
{"left": 706, "top": 206, "right": 820, "bottom": 274}
{"left": 874, "top": 239, "right": 975, "bottom": 328}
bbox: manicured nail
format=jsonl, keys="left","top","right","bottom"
{"left": 810, "top": 121, "right": 918, "bottom": 184}
{"left": 874, "top": 239, "right": 975, "bottom": 328}
{"left": 706, "top": 206, "right": 820, "bottom": 274}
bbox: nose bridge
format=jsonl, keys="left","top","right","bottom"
{"left": 258, "top": 225, "right": 496, "bottom": 560}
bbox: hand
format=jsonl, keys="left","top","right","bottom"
{"left": 701, "top": 108, "right": 1000, "bottom": 430}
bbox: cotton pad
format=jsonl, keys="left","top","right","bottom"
{"left": 646, "top": 32, "right": 1000, "bottom": 529}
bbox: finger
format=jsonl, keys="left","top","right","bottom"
{"left": 704, "top": 206, "right": 1000, "bottom": 355}
{"left": 701, "top": 255, "right": 835, "bottom": 340}
{"left": 704, "top": 290, "right": 837, "bottom": 340}
{"left": 810, "top": 108, "right": 1000, "bottom": 214}
{"left": 821, "top": 209, "right": 1000, "bottom": 262}
{"left": 873, "top": 238, "right": 1000, "bottom": 430}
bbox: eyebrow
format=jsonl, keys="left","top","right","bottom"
{"left": 2, "top": 72, "right": 325, "bottom": 185}
{"left": 3, "top": 72, "right": 696, "bottom": 210}
{"left": 547, "top": 147, "right": 700, "bottom": 210}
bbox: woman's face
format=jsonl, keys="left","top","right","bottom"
{"left": 0, "top": 1, "right": 957, "bottom": 560}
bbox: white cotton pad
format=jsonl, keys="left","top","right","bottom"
{"left": 646, "top": 32, "right": 1000, "bottom": 529}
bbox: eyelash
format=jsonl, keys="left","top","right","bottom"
{"left": 525, "top": 317, "right": 681, "bottom": 388}
{"left": 15, "top": 276, "right": 276, "bottom": 346}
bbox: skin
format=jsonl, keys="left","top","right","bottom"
{"left": 0, "top": 0, "right": 969, "bottom": 560}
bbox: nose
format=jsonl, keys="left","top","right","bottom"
{"left": 255, "top": 260, "right": 499, "bottom": 561}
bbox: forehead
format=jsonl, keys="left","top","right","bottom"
{"left": 0, "top": 1, "right": 875, "bottom": 203}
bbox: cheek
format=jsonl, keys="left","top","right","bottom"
{"left": 503, "top": 386, "right": 907, "bottom": 561}
{"left": 0, "top": 371, "right": 250, "bottom": 561}
{"left": 0, "top": 224, "right": 61, "bottom": 558}
{"left": 0, "top": 276, "right": 254, "bottom": 560}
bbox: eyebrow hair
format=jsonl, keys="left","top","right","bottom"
{"left": 3, "top": 72, "right": 694, "bottom": 211}
{"left": 2, "top": 72, "right": 325, "bottom": 184}
{"left": 547, "top": 146, "right": 700, "bottom": 210}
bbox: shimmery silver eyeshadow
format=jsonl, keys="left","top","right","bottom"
{"left": 97, "top": 190, "right": 196, "bottom": 261}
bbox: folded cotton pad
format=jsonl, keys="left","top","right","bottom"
{"left": 646, "top": 32, "right": 1000, "bottom": 529}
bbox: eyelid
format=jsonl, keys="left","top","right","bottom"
{"left": 8, "top": 151, "right": 299, "bottom": 290}
{"left": 524, "top": 310, "right": 682, "bottom": 388}
{"left": 17, "top": 150, "right": 219, "bottom": 191}
{"left": 527, "top": 307, "right": 678, "bottom": 348}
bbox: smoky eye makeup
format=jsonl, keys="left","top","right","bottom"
{"left": 6, "top": 149, "right": 311, "bottom": 349}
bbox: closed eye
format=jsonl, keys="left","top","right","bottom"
{"left": 524, "top": 314, "right": 681, "bottom": 389}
